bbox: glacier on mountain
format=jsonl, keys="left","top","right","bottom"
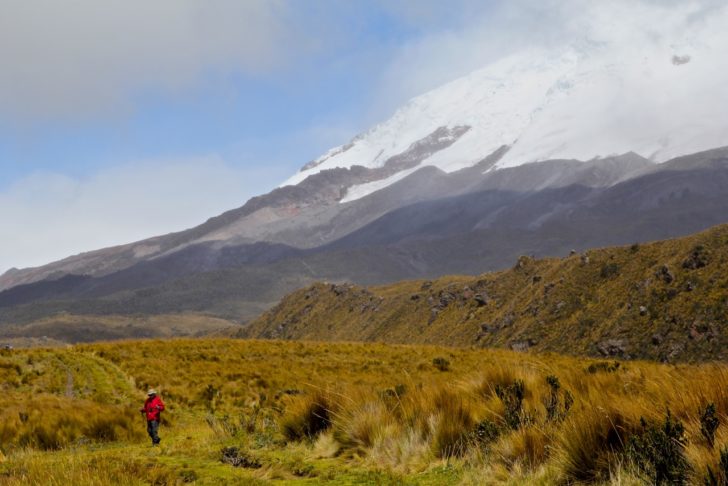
{"left": 283, "top": 3, "right": 728, "bottom": 203}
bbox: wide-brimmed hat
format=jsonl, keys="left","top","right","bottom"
{"left": 147, "top": 389, "right": 157, "bottom": 396}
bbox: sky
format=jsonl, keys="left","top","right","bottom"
{"left": 0, "top": 0, "right": 725, "bottom": 273}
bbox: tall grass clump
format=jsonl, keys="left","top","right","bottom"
{"left": 430, "top": 389, "right": 476, "bottom": 458}
{"left": 280, "top": 390, "right": 336, "bottom": 441}
{"left": 0, "top": 393, "right": 142, "bottom": 451}
{"left": 556, "top": 404, "right": 642, "bottom": 482}
{"left": 332, "top": 397, "right": 397, "bottom": 453}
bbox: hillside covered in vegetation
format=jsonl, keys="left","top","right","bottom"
{"left": 241, "top": 224, "right": 728, "bottom": 362}
{"left": 1, "top": 339, "right": 728, "bottom": 485}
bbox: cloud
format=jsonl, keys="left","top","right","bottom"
{"left": 0, "top": 0, "right": 300, "bottom": 122}
{"left": 372, "top": 0, "right": 728, "bottom": 113}
{"left": 0, "top": 157, "right": 289, "bottom": 272}
{"left": 3, "top": 0, "right": 723, "bottom": 127}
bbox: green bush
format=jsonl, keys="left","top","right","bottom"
{"left": 586, "top": 361, "right": 621, "bottom": 374}
{"left": 495, "top": 379, "right": 526, "bottom": 430}
{"left": 544, "top": 375, "right": 573, "bottom": 422}
{"left": 472, "top": 419, "right": 500, "bottom": 447}
{"left": 432, "top": 357, "right": 451, "bottom": 372}
{"left": 704, "top": 447, "right": 728, "bottom": 486}
{"left": 626, "top": 411, "right": 690, "bottom": 485}
{"left": 600, "top": 263, "right": 620, "bottom": 279}
{"left": 700, "top": 403, "right": 720, "bottom": 448}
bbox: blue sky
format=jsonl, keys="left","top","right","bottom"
{"left": 0, "top": 0, "right": 511, "bottom": 272}
{"left": 0, "top": 1, "right": 501, "bottom": 184}
{"left": 0, "top": 3, "right": 426, "bottom": 184}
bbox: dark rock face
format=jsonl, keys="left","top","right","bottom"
{"left": 597, "top": 339, "right": 627, "bottom": 357}
{"left": 510, "top": 338, "right": 538, "bottom": 352}
{"left": 656, "top": 265, "right": 674, "bottom": 284}
{"left": 437, "top": 291, "right": 456, "bottom": 309}
{"left": 331, "top": 284, "right": 353, "bottom": 296}
{"left": 380, "top": 126, "right": 471, "bottom": 174}
{"left": 220, "top": 447, "right": 261, "bottom": 469}
{"left": 689, "top": 321, "right": 717, "bottom": 341}
{"left": 682, "top": 246, "right": 710, "bottom": 270}
{"left": 473, "top": 293, "right": 488, "bottom": 307}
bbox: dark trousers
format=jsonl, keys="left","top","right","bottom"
{"left": 147, "top": 420, "right": 160, "bottom": 445}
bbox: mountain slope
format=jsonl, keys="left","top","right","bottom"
{"left": 2, "top": 149, "right": 728, "bottom": 329}
{"left": 0, "top": 148, "right": 655, "bottom": 293}
{"left": 241, "top": 223, "right": 728, "bottom": 362}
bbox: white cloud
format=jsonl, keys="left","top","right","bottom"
{"left": 372, "top": 0, "right": 728, "bottom": 114}
{"left": 0, "top": 0, "right": 299, "bottom": 121}
{"left": 0, "top": 157, "right": 288, "bottom": 272}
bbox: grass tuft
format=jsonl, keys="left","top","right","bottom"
{"left": 280, "top": 390, "right": 335, "bottom": 442}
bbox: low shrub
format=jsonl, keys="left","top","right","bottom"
{"left": 700, "top": 402, "right": 720, "bottom": 448}
{"left": 600, "top": 263, "right": 621, "bottom": 279}
{"left": 705, "top": 446, "right": 728, "bottom": 485}
{"left": 432, "top": 357, "right": 451, "bottom": 372}
{"left": 471, "top": 419, "right": 500, "bottom": 447}
{"left": 495, "top": 379, "right": 526, "bottom": 430}
{"left": 220, "top": 446, "right": 261, "bottom": 468}
{"left": 544, "top": 375, "right": 573, "bottom": 422}
{"left": 626, "top": 411, "right": 690, "bottom": 485}
{"left": 683, "top": 245, "right": 710, "bottom": 269}
{"left": 586, "top": 361, "right": 621, "bottom": 374}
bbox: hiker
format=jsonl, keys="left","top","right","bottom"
{"left": 140, "top": 389, "right": 165, "bottom": 445}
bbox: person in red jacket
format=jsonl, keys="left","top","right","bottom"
{"left": 140, "top": 389, "right": 165, "bottom": 445}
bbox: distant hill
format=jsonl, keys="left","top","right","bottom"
{"left": 240, "top": 223, "right": 728, "bottom": 362}
{"left": 0, "top": 313, "right": 238, "bottom": 345}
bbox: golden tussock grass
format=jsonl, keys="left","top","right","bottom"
{"left": 1, "top": 338, "right": 728, "bottom": 484}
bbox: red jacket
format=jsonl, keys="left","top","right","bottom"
{"left": 141, "top": 395, "right": 165, "bottom": 421}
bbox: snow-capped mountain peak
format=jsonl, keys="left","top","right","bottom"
{"left": 283, "top": 5, "right": 728, "bottom": 203}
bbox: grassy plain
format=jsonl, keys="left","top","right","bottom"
{"left": 1, "top": 339, "right": 728, "bottom": 484}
